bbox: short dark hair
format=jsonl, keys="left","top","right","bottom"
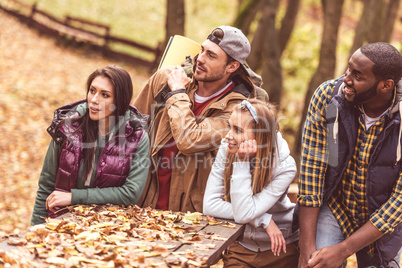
{"left": 360, "top": 42, "right": 402, "bottom": 83}
{"left": 86, "top": 65, "right": 133, "bottom": 117}
{"left": 210, "top": 28, "right": 236, "bottom": 65}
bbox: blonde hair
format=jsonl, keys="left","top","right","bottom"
{"left": 223, "top": 99, "right": 278, "bottom": 201}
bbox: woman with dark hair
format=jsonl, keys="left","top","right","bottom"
{"left": 31, "top": 65, "right": 149, "bottom": 225}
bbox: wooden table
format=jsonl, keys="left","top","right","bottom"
{"left": 0, "top": 205, "right": 245, "bottom": 267}
{"left": 176, "top": 219, "right": 245, "bottom": 266}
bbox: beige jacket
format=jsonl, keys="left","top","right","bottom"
{"left": 134, "top": 66, "right": 258, "bottom": 212}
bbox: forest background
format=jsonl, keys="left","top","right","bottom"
{"left": 1, "top": 0, "right": 402, "bottom": 265}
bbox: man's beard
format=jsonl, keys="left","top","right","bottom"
{"left": 352, "top": 81, "right": 379, "bottom": 105}
{"left": 194, "top": 63, "right": 227, "bottom": 83}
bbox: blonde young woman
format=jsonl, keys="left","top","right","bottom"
{"left": 203, "top": 99, "right": 299, "bottom": 267}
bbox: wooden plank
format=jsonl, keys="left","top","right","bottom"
{"left": 32, "top": 11, "right": 104, "bottom": 44}
{"left": 65, "top": 16, "right": 109, "bottom": 31}
{"left": 176, "top": 221, "right": 245, "bottom": 266}
{"left": 203, "top": 223, "right": 245, "bottom": 266}
{"left": 107, "top": 36, "right": 158, "bottom": 53}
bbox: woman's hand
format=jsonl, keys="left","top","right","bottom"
{"left": 265, "top": 219, "right": 286, "bottom": 256}
{"left": 236, "top": 139, "right": 257, "bottom": 162}
{"left": 46, "top": 191, "right": 72, "bottom": 211}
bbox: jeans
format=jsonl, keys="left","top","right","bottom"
{"left": 316, "top": 203, "right": 401, "bottom": 268}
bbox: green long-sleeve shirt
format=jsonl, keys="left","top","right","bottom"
{"left": 31, "top": 133, "right": 150, "bottom": 225}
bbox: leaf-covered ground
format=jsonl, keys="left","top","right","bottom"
{"left": 0, "top": 10, "right": 150, "bottom": 236}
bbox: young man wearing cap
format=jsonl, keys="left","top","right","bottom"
{"left": 134, "top": 26, "right": 258, "bottom": 212}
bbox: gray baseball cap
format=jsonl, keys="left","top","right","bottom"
{"left": 207, "top": 25, "right": 251, "bottom": 75}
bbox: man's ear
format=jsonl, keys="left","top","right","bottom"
{"left": 379, "top": 79, "right": 395, "bottom": 93}
{"left": 227, "top": 61, "right": 240, "bottom": 74}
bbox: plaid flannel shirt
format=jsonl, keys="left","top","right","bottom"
{"left": 298, "top": 78, "right": 402, "bottom": 252}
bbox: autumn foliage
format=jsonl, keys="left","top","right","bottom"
{"left": 0, "top": 204, "right": 238, "bottom": 267}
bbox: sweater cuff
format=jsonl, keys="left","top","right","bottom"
{"left": 260, "top": 214, "right": 273, "bottom": 229}
{"left": 249, "top": 213, "right": 273, "bottom": 229}
{"left": 71, "top": 189, "right": 88, "bottom": 205}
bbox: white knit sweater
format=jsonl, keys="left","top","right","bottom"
{"left": 203, "top": 132, "right": 299, "bottom": 252}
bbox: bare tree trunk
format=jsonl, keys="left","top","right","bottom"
{"left": 260, "top": 0, "right": 283, "bottom": 106}
{"left": 247, "top": 15, "right": 266, "bottom": 71}
{"left": 366, "top": 0, "right": 387, "bottom": 43}
{"left": 347, "top": 0, "right": 379, "bottom": 61}
{"left": 165, "top": 0, "right": 185, "bottom": 46}
{"left": 293, "top": 0, "right": 345, "bottom": 165}
{"left": 238, "top": 0, "right": 247, "bottom": 11}
{"left": 365, "top": 0, "right": 400, "bottom": 43}
{"left": 233, "top": 0, "right": 264, "bottom": 35}
{"left": 381, "top": 0, "right": 400, "bottom": 42}
{"left": 279, "top": 0, "right": 301, "bottom": 54}
{"left": 246, "top": 0, "right": 300, "bottom": 103}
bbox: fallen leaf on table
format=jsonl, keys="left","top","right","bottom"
{"left": 46, "top": 256, "right": 67, "bottom": 265}
{"left": 222, "top": 221, "right": 237, "bottom": 228}
{"left": 194, "top": 243, "right": 216, "bottom": 250}
{"left": 188, "top": 235, "right": 202, "bottom": 242}
{"left": 203, "top": 233, "right": 227, "bottom": 241}
{"left": 7, "top": 237, "right": 27, "bottom": 246}
{"left": 183, "top": 212, "right": 203, "bottom": 224}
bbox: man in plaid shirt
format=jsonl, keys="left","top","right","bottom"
{"left": 298, "top": 42, "right": 402, "bottom": 268}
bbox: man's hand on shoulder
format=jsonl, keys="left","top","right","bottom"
{"left": 168, "top": 65, "right": 191, "bottom": 91}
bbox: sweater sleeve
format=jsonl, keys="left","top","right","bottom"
{"left": 203, "top": 141, "right": 234, "bottom": 219}
{"left": 31, "top": 140, "right": 59, "bottom": 225}
{"left": 71, "top": 134, "right": 150, "bottom": 206}
{"left": 230, "top": 154, "right": 297, "bottom": 224}
{"left": 203, "top": 141, "right": 277, "bottom": 226}
{"left": 249, "top": 213, "right": 273, "bottom": 229}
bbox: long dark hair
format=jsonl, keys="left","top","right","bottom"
{"left": 58, "top": 65, "right": 133, "bottom": 183}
